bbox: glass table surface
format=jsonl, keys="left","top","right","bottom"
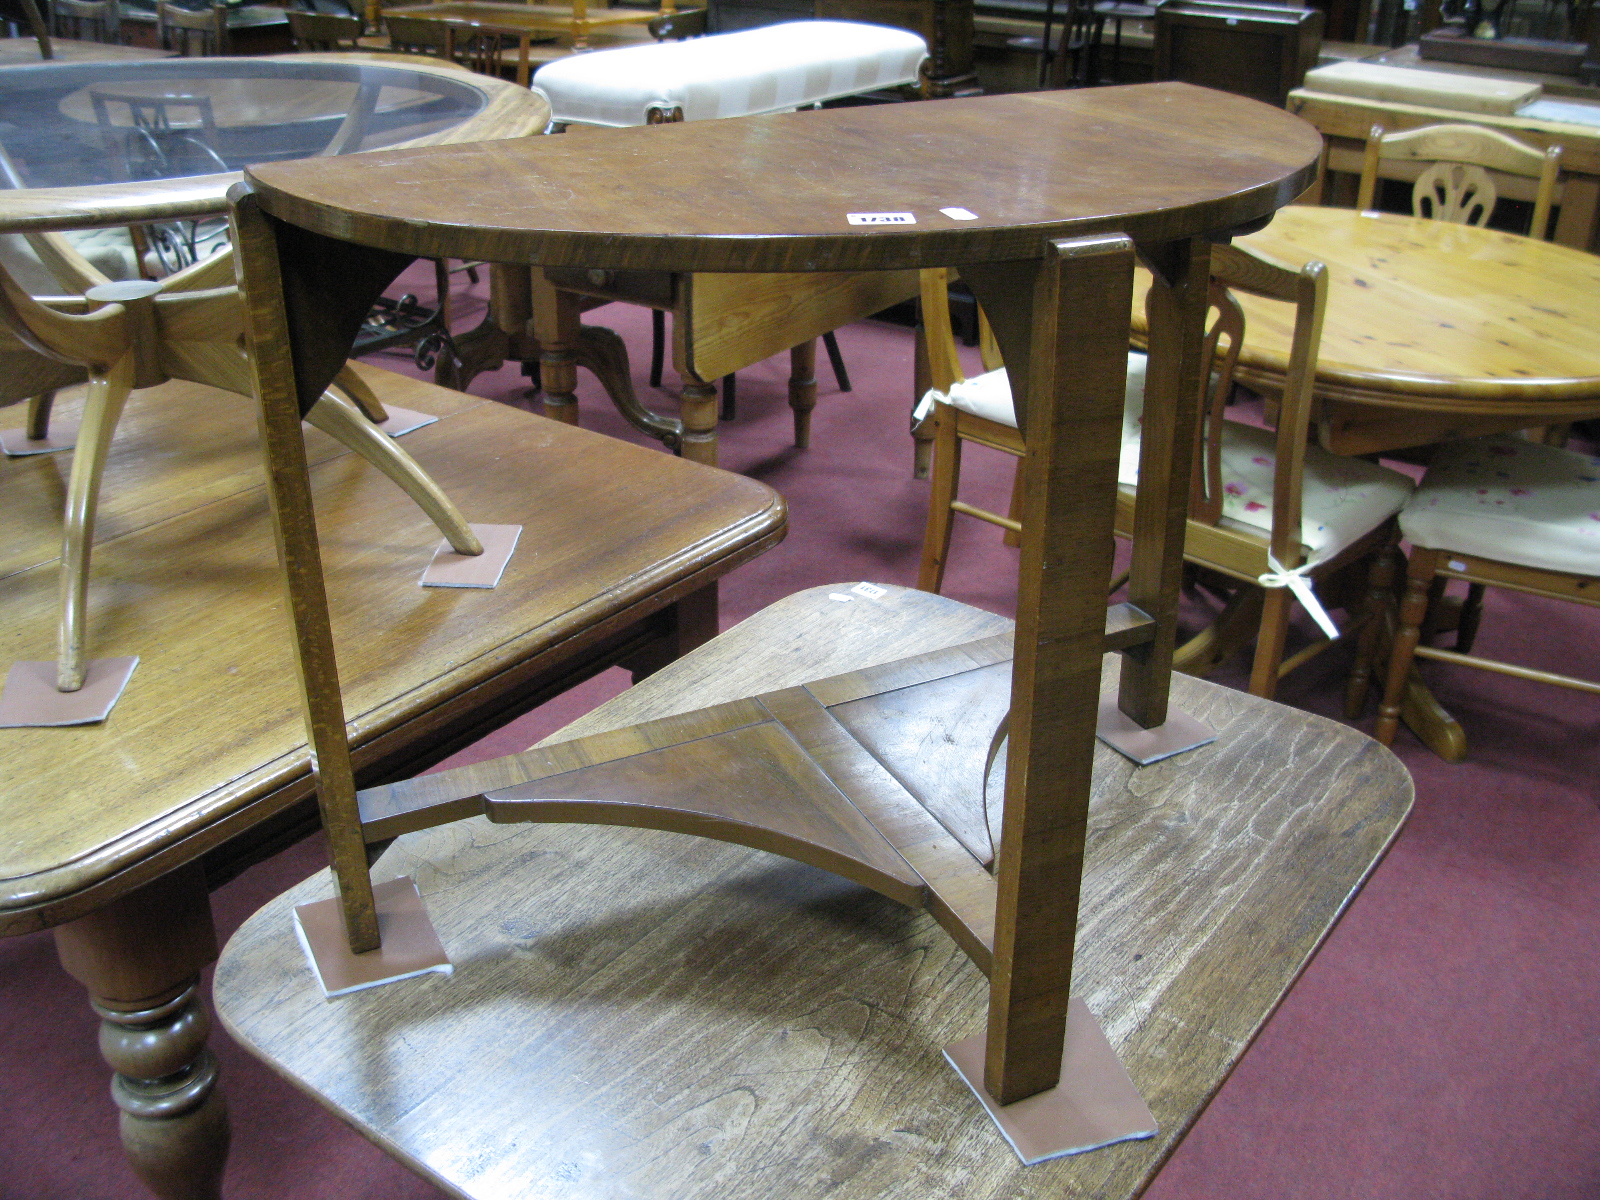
{"left": 0, "top": 57, "right": 498, "bottom": 190}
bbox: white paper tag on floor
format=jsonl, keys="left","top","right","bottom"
{"left": 1, "top": 421, "right": 78, "bottom": 457}
{"left": 374, "top": 406, "right": 439, "bottom": 438}
{"left": 421, "top": 523, "right": 521, "bottom": 589}
{"left": 0, "top": 657, "right": 139, "bottom": 727}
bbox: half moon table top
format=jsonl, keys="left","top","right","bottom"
{"left": 0, "top": 55, "right": 549, "bottom": 230}
{"left": 1232, "top": 206, "right": 1600, "bottom": 411}
{"left": 241, "top": 82, "right": 1324, "bottom": 274}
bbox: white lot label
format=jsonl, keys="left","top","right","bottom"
{"left": 940, "top": 207, "right": 979, "bottom": 220}
{"left": 851, "top": 582, "right": 888, "bottom": 599}
{"left": 847, "top": 212, "right": 916, "bottom": 225}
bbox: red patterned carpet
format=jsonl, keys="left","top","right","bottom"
{"left": 3, "top": 281, "right": 1597, "bottom": 1199}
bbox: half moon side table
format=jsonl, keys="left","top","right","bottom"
{"left": 213, "top": 81, "right": 1395, "bottom": 1196}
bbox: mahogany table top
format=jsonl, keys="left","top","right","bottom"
{"left": 241, "top": 82, "right": 1324, "bottom": 274}
{"left": 0, "top": 367, "right": 783, "bottom": 933}
{"left": 216, "top": 584, "right": 1413, "bottom": 1200}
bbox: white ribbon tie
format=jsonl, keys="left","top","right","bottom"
{"left": 1258, "top": 552, "right": 1340, "bottom": 641}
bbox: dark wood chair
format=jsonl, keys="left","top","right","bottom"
{"left": 1153, "top": 0, "right": 1323, "bottom": 107}
{"left": 286, "top": 6, "right": 361, "bottom": 48}
{"left": 156, "top": 0, "right": 227, "bottom": 54}
{"left": 50, "top": 0, "right": 121, "bottom": 42}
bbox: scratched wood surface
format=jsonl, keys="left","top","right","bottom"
{"left": 0, "top": 366, "right": 782, "bottom": 932}
{"left": 216, "top": 583, "right": 1412, "bottom": 1200}
{"left": 242, "top": 84, "right": 1322, "bottom": 274}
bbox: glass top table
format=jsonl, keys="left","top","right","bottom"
{"left": 0, "top": 55, "right": 550, "bottom": 228}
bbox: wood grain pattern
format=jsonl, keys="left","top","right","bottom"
{"left": 0, "top": 366, "right": 783, "bottom": 932}
{"left": 243, "top": 84, "right": 1321, "bottom": 274}
{"left": 1132, "top": 205, "right": 1600, "bottom": 453}
{"left": 215, "top": 583, "right": 1412, "bottom": 1200}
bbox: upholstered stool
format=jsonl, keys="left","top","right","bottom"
{"left": 514, "top": 21, "right": 928, "bottom": 465}
{"left": 533, "top": 20, "right": 928, "bottom": 128}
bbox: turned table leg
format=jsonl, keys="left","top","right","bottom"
{"left": 788, "top": 339, "right": 818, "bottom": 448}
{"left": 679, "top": 374, "right": 720, "bottom": 466}
{"left": 532, "top": 268, "right": 582, "bottom": 425}
{"left": 53, "top": 863, "right": 229, "bottom": 1200}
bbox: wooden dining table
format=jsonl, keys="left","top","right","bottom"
{"left": 1136, "top": 204, "right": 1600, "bottom": 457}
{"left": 383, "top": 0, "right": 659, "bottom": 85}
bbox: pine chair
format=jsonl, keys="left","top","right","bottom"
{"left": 917, "top": 241, "right": 1416, "bottom": 700}
{"left": 287, "top": 7, "right": 362, "bottom": 49}
{"left": 1374, "top": 434, "right": 1600, "bottom": 748}
{"left": 1357, "top": 123, "right": 1562, "bottom": 239}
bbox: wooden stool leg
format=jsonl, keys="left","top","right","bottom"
{"left": 916, "top": 404, "right": 961, "bottom": 593}
{"left": 53, "top": 864, "right": 228, "bottom": 1200}
{"left": 531, "top": 271, "right": 581, "bottom": 425}
{"left": 57, "top": 354, "right": 134, "bottom": 692}
{"left": 1376, "top": 545, "right": 1440, "bottom": 745}
{"left": 26, "top": 388, "right": 54, "bottom": 440}
{"left": 332, "top": 362, "right": 388, "bottom": 423}
{"left": 679, "top": 374, "right": 720, "bottom": 466}
{"left": 304, "top": 389, "right": 483, "bottom": 555}
{"left": 788, "top": 338, "right": 818, "bottom": 448}
{"left": 1117, "top": 236, "right": 1212, "bottom": 729}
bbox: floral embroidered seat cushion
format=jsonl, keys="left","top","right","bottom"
{"left": 1401, "top": 435, "right": 1600, "bottom": 574}
{"left": 937, "top": 352, "right": 1414, "bottom": 566}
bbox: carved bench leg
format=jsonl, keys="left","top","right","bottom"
{"left": 53, "top": 863, "right": 228, "bottom": 1200}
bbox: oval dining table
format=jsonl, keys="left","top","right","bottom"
{"left": 1204, "top": 205, "right": 1600, "bottom": 457}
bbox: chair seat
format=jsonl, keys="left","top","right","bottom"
{"left": 0, "top": 227, "right": 139, "bottom": 295}
{"left": 1400, "top": 434, "right": 1600, "bottom": 575}
{"left": 532, "top": 21, "right": 928, "bottom": 127}
{"left": 932, "top": 354, "right": 1413, "bottom": 563}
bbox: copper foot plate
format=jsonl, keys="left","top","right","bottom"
{"left": 1096, "top": 697, "right": 1216, "bottom": 765}
{"left": 944, "top": 997, "right": 1157, "bottom": 1165}
{"left": 0, "top": 656, "right": 138, "bottom": 726}
{"left": 420, "top": 523, "right": 521, "bottom": 588}
{"left": 294, "top": 877, "right": 452, "bottom": 999}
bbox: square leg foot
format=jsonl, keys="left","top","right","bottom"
{"left": 1, "top": 421, "right": 78, "bottom": 456}
{"left": 420, "top": 523, "right": 521, "bottom": 588}
{"left": 0, "top": 657, "right": 138, "bottom": 726}
{"left": 293, "top": 877, "right": 452, "bottom": 999}
{"left": 1096, "top": 697, "right": 1216, "bottom": 765}
{"left": 944, "top": 997, "right": 1157, "bottom": 1165}
{"left": 375, "top": 406, "right": 439, "bottom": 438}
